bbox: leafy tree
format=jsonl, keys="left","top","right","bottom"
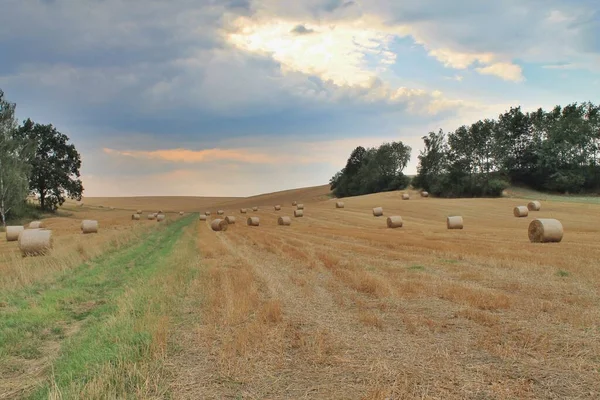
{"left": 15, "top": 119, "right": 83, "bottom": 211}
{"left": 0, "top": 90, "right": 31, "bottom": 226}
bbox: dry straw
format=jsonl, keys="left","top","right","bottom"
{"left": 247, "top": 217, "right": 260, "bottom": 226}
{"left": 29, "top": 221, "right": 43, "bottom": 229}
{"left": 514, "top": 206, "right": 529, "bottom": 218}
{"left": 225, "top": 216, "right": 236, "bottom": 224}
{"left": 131, "top": 214, "right": 140, "bottom": 220}
{"left": 211, "top": 219, "right": 228, "bottom": 231}
{"left": 528, "top": 218, "right": 563, "bottom": 243}
{"left": 294, "top": 210, "right": 304, "bottom": 217}
{"left": 240, "top": 208, "right": 247, "bottom": 214}
{"left": 81, "top": 220, "right": 99, "bottom": 234}
{"left": 217, "top": 210, "right": 224, "bottom": 215}
{"left": 296, "top": 204, "right": 304, "bottom": 210}
{"left": 156, "top": 214, "right": 166, "bottom": 222}
{"left": 252, "top": 206, "right": 259, "bottom": 211}
{"left": 528, "top": 201, "right": 541, "bottom": 211}
{"left": 387, "top": 216, "right": 403, "bottom": 228}
{"left": 372, "top": 207, "right": 383, "bottom": 217}
{"left": 447, "top": 216, "right": 464, "bottom": 229}
{"left": 278, "top": 216, "right": 291, "bottom": 226}
{"left": 274, "top": 205, "right": 281, "bottom": 211}
{"left": 6, "top": 226, "right": 24, "bottom": 242}
{"left": 402, "top": 193, "right": 410, "bottom": 200}
{"left": 199, "top": 215, "right": 208, "bottom": 221}
{"left": 19, "top": 229, "right": 53, "bottom": 256}
{"left": 335, "top": 201, "right": 344, "bottom": 208}
{"left": 421, "top": 191, "right": 429, "bottom": 197}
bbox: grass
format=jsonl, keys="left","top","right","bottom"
{"left": 0, "top": 214, "right": 197, "bottom": 399}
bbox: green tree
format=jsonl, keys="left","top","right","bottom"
{"left": 15, "top": 119, "right": 84, "bottom": 211}
{"left": 413, "top": 129, "right": 447, "bottom": 191}
{"left": 0, "top": 90, "right": 31, "bottom": 226}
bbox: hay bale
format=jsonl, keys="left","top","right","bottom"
{"left": 252, "top": 206, "right": 259, "bottom": 211}
{"left": 421, "top": 191, "right": 429, "bottom": 197}
{"left": 158, "top": 210, "right": 163, "bottom": 213}
{"left": 527, "top": 201, "right": 541, "bottom": 211}
{"left": 81, "top": 220, "right": 99, "bottom": 234}
{"left": 132, "top": 214, "right": 140, "bottom": 220}
{"left": 29, "top": 221, "right": 43, "bottom": 229}
{"left": 274, "top": 205, "right": 281, "bottom": 211}
{"left": 247, "top": 217, "right": 260, "bottom": 226}
{"left": 278, "top": 216, "right": 291, "bottom": 226}
{"left": 240, "top": 208, "right": 247, "bottom": 214}
{"left": 372, "top": 207, "right": 383, "bottom": 217}
{"left": 386, "top": 216, "right": 403, "bottom": 228}
{"left": 294, "top": 210, "right": 304, "bottom": 218}
{"left": 19, "top": 229, "right": 53, "bottom": 256}
{"left": 447, "top": 216, "right": 463, "bottom": 229}
{"left": 211, "top": 219, "right": 228, "bottom": 232}
{"left": 335, "top": 201, "right": 344, "bottom": 208}
{"left": 514, "top": 206, "right": 529, "bottom": 218}
{"left": 296, "top": 204, "right": 304, "bottom": 210}
{"left": 292, "top": 201, "right": 297, "bottom": 206}
{"left": 148, "top": 214, "right": 156, "bottom": 220}
{"left": 529, "top": 219, "right": 563, "bottom": 243}
{"left": 156, "top": 214, "right": 165, "bottom": 222}
{"left": 402, "top": 193, "right": 410, "bottom": 200}
{"left": 199, "top": 215, "right": 207, "bottom": 221}
{"left": 217, "top": 210, "right": 224, "bottom": 215}
{"left": 6, "top": 226, "right": 24, "bottom": 242}
{"left": 137, "top": 209, "right": 142, "bottom": 214}
{"left": 205, "top": 211, "right": 211, "bottom": 216}
{"left": 179, "top": 211, "right": 184, "bottom": 216}
{"left": 225, "top": 216, "right": 236, "bottom": 224}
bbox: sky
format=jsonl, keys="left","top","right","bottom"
{"left": 1, "top": 0, "right": 599, "bottom": 197}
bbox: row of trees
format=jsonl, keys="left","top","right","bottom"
{"left": 413, "top": 102, "right": 600, "bottom": 197}
{"left": 329, "top": 141, "right": 412, "bottom": 198}
{"left": 0, "top": 89, "right": 83, "bottom": 226}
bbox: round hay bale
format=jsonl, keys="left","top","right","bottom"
{"left": 402, "top": 193, "right": 410, "bottom": 200}
{"left": 296, "top": 204, "right": 304, "bottom": 210}
{"left": 211, "top": 219, "right": 228, "bottom": 232}
{"left": 447, "top": 216, "right": 464, "bottom": 229}
{"left": 137, "top": 209, "right": 143, "bottom": 214}
{"left": 158, "top": 210, "right": 163, "bottom": 213}
{"left": 240, "top": 208, "right": 247, "bottom": 214}
{"left": 148, "top": 214, "right": 156, "bottom": 220}
{"left": 217, "top": 210, "right": 224, "bottom": 215}
{"left": 156, "top": 214, "right": 165, "bottom": 222}
{"left": 179, "top": 211, "right": 184, "bottom": 216}
{"left": 252, "top": 206, "right": 259, "bottom": 211}
{"left": 81, "top": 220, "right": 99, "bottom": 234}
{"left": 386, "top": 216, "right": 403, "bottom": 228}
{"left": 278, "top": 216, "right": 291, "bottom": 226}
{"left": 421, "top": 191, "right": 429, "bottom": 197}
{"left": 335, "top": 201, "right": 344, "bottom": 208}
{"left": 19, "top": 229, "right": 53, "bottom": 256}
{"left": 513, "top": 206, "right": 529, "bottom": 218}
{"left": 225, "top": 216, "right": 236, "bottom": 224}
{"left": 199, "top": 215, "right": 208, "bottom": 221}
{"left": 372, "top": 207, "right": 383, "bottom": 217}
{"left": 292, "top": 201, "right": 297, "bottom": 206}
{"left": 247, "top": 217, "right": 260, "bottom": 226}
{"left": 29, "top": 221, "right": 43, "bottom": 229}
{"left": 527, "top": 201, "right": 541, "bottom": 211}
{"left": 274, "top": 205, "right": 281, "bottom": 211}
{"left": 132, "top": 214, "right": 140, "bottom": 220}
{"left": 528, "top": 219, "right": 563, "bottom": 243}
{"left": 6, "top": 226, "right": 24, "bottom": 242}
{"left": 205, "top": 211, "right": 211, "bottom": 216}
{"left": 294, "top": 210, "right": 304, "bottom": 218}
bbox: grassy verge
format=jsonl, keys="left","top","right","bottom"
{"left": 0, "top": 214, "right": 199, "bottom": 399}
{"left": 504, "top": 186, "right": 600, "bottom": 204}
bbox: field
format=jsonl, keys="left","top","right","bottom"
{"left": 1, "top": 185, "right": 600, "bottom": 399}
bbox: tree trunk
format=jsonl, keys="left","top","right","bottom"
{"left": 40, "top": 192, "right": 45, "bottom": 211}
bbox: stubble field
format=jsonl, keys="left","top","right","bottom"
{"left": 1, "top": 185, "right": 599, "bottom": 399}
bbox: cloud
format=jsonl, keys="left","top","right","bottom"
{"left": 475, "top": 62, "right": 525, "bottom": 82}
{"left": 290, "top": 24, "right": 315, "bottom": 35}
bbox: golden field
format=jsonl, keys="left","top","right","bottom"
{"left": 1, "top": 185, "right": 600, "bottom": 399}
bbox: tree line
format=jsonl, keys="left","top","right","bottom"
{"left": 330, "top": 101, "right": 600, "bottom": 199}
{"left": 0, "top": 89, "right": 83, "bottom": 226}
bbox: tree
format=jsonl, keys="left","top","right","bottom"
{"left": 15, "top": 119, "right": 83, "bottom": 211}
{"left": 0, "top": 90, "right": 31, "bottom": 227}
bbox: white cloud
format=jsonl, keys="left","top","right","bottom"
{"left": 475, "top": 62, "right": 525, "bottom": 82}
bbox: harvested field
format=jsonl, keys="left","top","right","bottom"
{"left": 1, "top": 185, "right": 600, "bottom": 399}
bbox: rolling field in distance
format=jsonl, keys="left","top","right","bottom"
{"left": 1, "top": 184, "right": 600, "bottom": 399}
